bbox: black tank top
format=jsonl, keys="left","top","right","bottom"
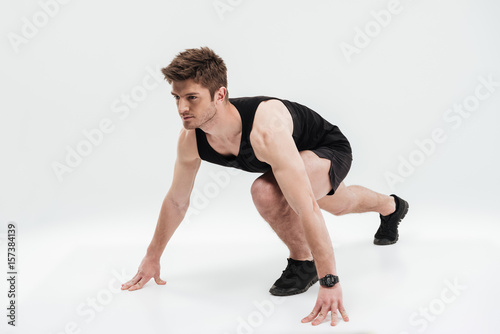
{"left": 195, "top": 96, "right": 351, "bottom": 173}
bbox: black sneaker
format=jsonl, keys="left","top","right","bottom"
{"left": 269, "top": 258, "right": 318, "bottom": 296}
{"left": 374, "top": 194, "right": 409, "bottom": 245}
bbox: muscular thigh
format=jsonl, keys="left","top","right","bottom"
{"left": 252, "top": 150, "right": 332, "bottom": 201}
{"left": 299, "top": 150, "right": 333, "bottom": 199}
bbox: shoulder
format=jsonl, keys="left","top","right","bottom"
{"left": 249, "top": 99, "right": 294, "bottom": 161}
{"left": 177, "top": 128, "right": 200, "bottom": 163}
{"left": 256, "top": 98, "right": 288, "bottom": 114}
{"left": 251, "top": 99, "right": 293, "bottom": 140}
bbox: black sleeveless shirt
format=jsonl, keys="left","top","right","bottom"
{"left": 195, "top": 96, "right": 351, "bottom": 173}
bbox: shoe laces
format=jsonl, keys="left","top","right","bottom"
{"left": 282, "top": 259, "right": 314, "bottom": 277}
{"left": 282, "top": 262, "right": 298, "bottom": 277}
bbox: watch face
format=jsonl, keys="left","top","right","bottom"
{"left": 321, "top": 274, "right": 338, "bottom": 287}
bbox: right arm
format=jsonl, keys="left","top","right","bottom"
{"left": 122, "top": 128, "right": 201, "bottom": 291}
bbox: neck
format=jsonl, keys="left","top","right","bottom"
{"left": 200, "top": 101, "right": 241, "bottom": 140}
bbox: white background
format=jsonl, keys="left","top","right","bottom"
{"left": 1, "top": 0, "right": 499, "bottom": 333}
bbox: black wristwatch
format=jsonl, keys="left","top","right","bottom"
{"left": 319, "top": 274, "right": 339, "bottom": 287}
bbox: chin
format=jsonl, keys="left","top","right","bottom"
{"left": 182, "top": 123, "right": 197, "bottom": 130}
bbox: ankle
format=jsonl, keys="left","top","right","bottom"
{"left": 289, "top": 252, "right": 313, "bottom": 262}
{"left": 380, "top": 195, "right": 396, "bottom": 216}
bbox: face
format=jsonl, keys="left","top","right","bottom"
{"left": 171, "top": 79, "right": 220, "bottom": 130}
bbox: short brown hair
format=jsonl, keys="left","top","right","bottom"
{"left": 162, "top": 47, "right": 228, "bottom": 101}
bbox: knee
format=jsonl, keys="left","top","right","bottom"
{"left": 329, "top": 205, "right": 348, "bottom": 216}
{"left": 318, "top": 197, "right": 347, "bottom": 216}
{"left": 251, "top": 177, "right": 284, "bottom": 213}
{"left": 317, "top": 186, "right": 354, "bottom": 216}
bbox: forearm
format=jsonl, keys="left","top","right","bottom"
{"left": 272, "top": 167, "right": 338, "bottom": 277}
{"left": 301, "top": 207, "right": 337, "bottom": 277}
{"left": 146, "top": 196, "right": 188, "bottom": 260}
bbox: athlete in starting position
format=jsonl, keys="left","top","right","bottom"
{"left": 121, "top": 47, "right": 409, "bottom": 326}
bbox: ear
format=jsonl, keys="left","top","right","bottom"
{"left": 214, "top": 87, "right": 228, "bottom": 105}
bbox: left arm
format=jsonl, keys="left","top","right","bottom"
{"left": 250, "top": 100, "right": 349, "bottom": 326}
{"left": 251, "top": 100, "right": 335, "bottom": 278}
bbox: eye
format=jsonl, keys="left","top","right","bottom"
{"left": 172, "top": 95, "right": 180, "bottom": 100}
{"left": 188, "top": 96, "right": 197, "bottom": 100}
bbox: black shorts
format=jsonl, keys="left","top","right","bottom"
{"left": 310, "top": 148, "right": 352, "bottom": 196}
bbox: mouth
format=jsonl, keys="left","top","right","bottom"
{"left": 182, "top": 116, "right": 194, "bottom": 120}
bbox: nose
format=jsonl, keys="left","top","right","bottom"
{"left": 178, "top": 98, "right": 189, "bottom": 113}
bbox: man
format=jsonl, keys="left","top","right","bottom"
{"left": 121, "top": 47, "right": 409, "bottom": 327}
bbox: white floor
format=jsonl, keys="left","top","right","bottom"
{"left": 2, "top": 205, "right": 499, "bottom": 334}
